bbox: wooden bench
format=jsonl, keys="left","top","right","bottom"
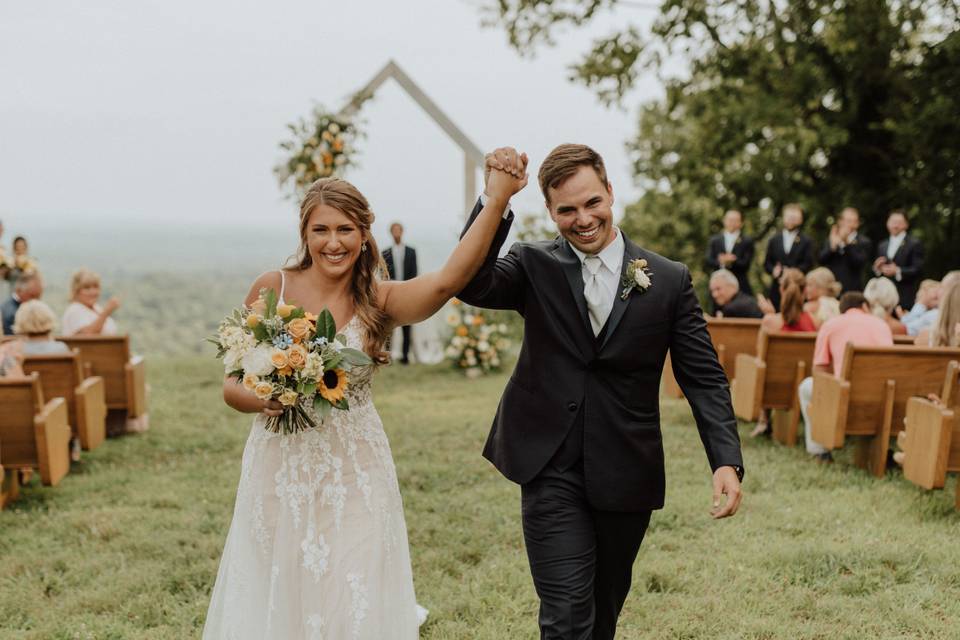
{"left": 661, "top": 351, "right": 684, "bottom": 398}
{"left": 23, "top": 350, "right": 107, "bottom": 451}
{"left": 0, "top": 374, "right": 71, "bottom": 486}
{"left": 732, "top": 331, "right": 817, "bottom": 445}
{"left": 894, "top": 335, "right": 918, "bottom": 346}
{"left": 706, "top": 317, "right": 762, "bottom": 383}
{"left": 0, "top": 441, "right": 21, "bottom": 509}
{"left": 900, "top": 361, "right": 960, "bottom": 508}
{"left": 57, "top": 335, "right": 147, "bottom": 434}
{"left": 809, "top": 345, "right": 960, "bottom": 477}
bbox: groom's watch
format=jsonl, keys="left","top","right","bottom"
{"left": 732, "top": 465, "right": 744, "bottom": 482}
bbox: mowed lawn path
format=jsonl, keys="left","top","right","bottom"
{"left": 1, "top": 357, "right": 959, "bottom": 639}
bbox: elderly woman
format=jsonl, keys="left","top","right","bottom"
{"left": 13, "top": 300, "right": 70, "bottom": 355}
{"left": 61, "top": 268, "right": 121, "bottom": 336}
{"left": 864, "top": 277, "right": 908, "bottom": 335}
{"left": 803, "top": 267, "right": 842, "bottom": 328}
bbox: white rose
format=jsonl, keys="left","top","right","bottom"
{"left": 463, "top": 314, "right": 475, "bottom": 325}
{"left": 477, "top": 341, "right": 490, "bottom": 352}
{"left": 634, "top": 269, "right": 652, "bottom": 289}
{"left": 242, "top": 344, "right": 276, "bottom": 377}
{"left": 223, "top": 348, "right": 242, "bottom": 372}
{"left": 303, "top": 352, "right": 324, "bottom": 379}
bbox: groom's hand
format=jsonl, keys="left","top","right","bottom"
{"left": 485, "top": 147, "right": 529, "bottom": 202}
{"left": 710, "top": 466, "right": 742, "bottom": 519}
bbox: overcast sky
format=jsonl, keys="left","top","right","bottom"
{"left": 0, "top": 1, "right": 670, "bottom": 259}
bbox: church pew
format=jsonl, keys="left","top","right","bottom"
{"left": 661, "top": 351, "right": 684, "bottom": 399}
{"left": 809, "top": 345, "right": 960, "bottom": 477}
{"left": 900, "top": 361, "right": 960, "bottom": 509}
{"left": 1, "top": 442, "right": 21, "bottom": 509}
{"left": 894, "top": 335, "right": 918, "bottom": 346}
{"left": 23, "top": 350, "right": 107, "bottom": 451}
{"left": 732, "top": 331, "right": 817, "bottom": 445}
{"left": 705, "top": 317, "right": 762, "bottom": 383}
{"left": 56, "top": 335, "right": 147, "bottom": 434}
{"left": 0, "top": 374, "right": 71, "bottom": 486}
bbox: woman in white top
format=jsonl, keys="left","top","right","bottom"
{"left": 61, "top": 268, "right": 120, "bottom": 336}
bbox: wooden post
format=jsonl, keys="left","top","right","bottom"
{"left": 465, "top": 154, "right": 477, "bottom": 217}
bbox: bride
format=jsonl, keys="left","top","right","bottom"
{"left": 203, "top": 149, "right": 527, "bottom": 639}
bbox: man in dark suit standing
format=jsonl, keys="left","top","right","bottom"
{"left": 763, "top": 203, "right": 815, "bottom": 310}
{"left": 382, "top": 222, "right": 418, "bottom": 364}
{"left": 819, "top": 207, "right": 871, "bottom": 293}
{"left": 704, "top": 209, "right": 755, "bottom": 303}
{"left": 459, "top": 144, "right": 743, "bottom": 640}
{"left": 873, "top": 209, "right": 924, "bottom": 309}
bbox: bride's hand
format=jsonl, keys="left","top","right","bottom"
{"left": 487, "top": 160, "right": 528, "bottom": 202}
{"left": 261, "top": 398, "right": 284, "bottom": 418}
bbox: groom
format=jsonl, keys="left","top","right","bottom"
{"left": 459, "top": 144, "right": 744, "bottom": 639}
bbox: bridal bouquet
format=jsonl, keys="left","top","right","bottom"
{"left": 444, "top": 300, "right": 510, "bottom": 378}
{"left": 209, "top": 288, "right": 372, "bottom": 434}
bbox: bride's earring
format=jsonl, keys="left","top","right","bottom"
{"left": 361, "top": 242, "right": 368, "bottom": 252}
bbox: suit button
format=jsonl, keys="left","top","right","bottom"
{"left": 567, "top": 402, "right": 579, "bottom": 412}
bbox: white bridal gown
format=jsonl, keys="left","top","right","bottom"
{"left": 203, "top": 315, "right": 425, "bottom": 639}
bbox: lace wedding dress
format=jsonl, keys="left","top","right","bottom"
{"left": 203, "top": 311, "right": 425, "bottom": 639}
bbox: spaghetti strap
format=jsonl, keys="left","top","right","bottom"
{"left": 278, "top": 270, "right": 286, "bottom": 304}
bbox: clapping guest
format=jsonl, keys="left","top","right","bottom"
{"left": 1, "top": 272, "right": 43, "bottom": 336}
{"left": 873, "top": 210, "right": 924, "bottom": 309}
{"left": 898, "top": 279, "right": 941, "bottom": 336}
{"left": 13, "top": 300, "right": 69, "bottom": 355}
{"left": 61, "top": 268, "right": 120, "bottom": 336}
{"left": 803, "top": 267, "right": 842, "bottom": 328}
{"left": 763, "top": 203, "right": 815, "bottom": 311}
{"left": 864, "top": 277, "right": 907, "bottom": 335}
{"left": 709, "top": 269, "right": 763, "bottom": 318}
{"left": 819, "top": 207, "right": 871, "bottom": 293}
{"left": 758, "top": 268, "right": 817, "bottom": 333}
{"left": 705, "top": 209, "right": 755, "bottom": 302}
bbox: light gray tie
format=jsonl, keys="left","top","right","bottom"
{"left": 583, "top": 255, "right": 609, "bottom": 336}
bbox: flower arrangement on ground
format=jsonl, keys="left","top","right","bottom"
{"left": 444, "top": 299, "right": 510, "bottom": 377}
{"left": 210, "top": 288, "right": 371, "bottom": 434}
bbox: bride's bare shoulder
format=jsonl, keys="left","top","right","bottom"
{"left": 244, "top": 270, "right": 284, "bottom": 306}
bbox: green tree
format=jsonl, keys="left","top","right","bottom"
{"left": 484, "top": 0, "right": 960, "bottom": 294}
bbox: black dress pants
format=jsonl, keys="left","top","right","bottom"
{"left": 521, "top": 463, "right": 651, "bottom": 640}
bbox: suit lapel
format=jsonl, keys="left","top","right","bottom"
{"left": 599, "top": 235, "right": 643, "bottom": 351}
{"left": 550, "top": 240, "right": 595, "bottom": 353}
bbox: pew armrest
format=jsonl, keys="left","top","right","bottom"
{"left": 902, "top": 398, "right": 954, "bottom": 490}
{"left": 125, "top": 356, "right": 147, "bottom": 418}
{"left": 75, "top": 375, "right": 107, "bottom": 451}
{"left": 732, "top": 354, "right": 764, "bottom": 421}
{"left": 809, "top": 372, "right": 849, "bottom": 450}
{"left": 34, "top": 397, "right": 71, "bottom": 487}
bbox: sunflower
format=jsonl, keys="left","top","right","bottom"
{"left": 318, "top": 368, "right": 348, "bottom": 404}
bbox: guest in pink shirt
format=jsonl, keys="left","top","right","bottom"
{"left": 797, "top": 292, "right": 894, "bottom": 460}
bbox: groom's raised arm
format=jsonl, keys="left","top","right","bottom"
{"left": 456, "top": 196, "right": 526, "bottom": 312}
{"left": 667, "top": 265, "right": 744, "bottom": 476}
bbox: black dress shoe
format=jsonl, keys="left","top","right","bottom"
{"left": 813, "top": 452, "right": 834, "bottom": 463}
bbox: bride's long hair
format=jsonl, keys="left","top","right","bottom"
{"left": 287, "top": 177, "right": 390, "bottom": 364}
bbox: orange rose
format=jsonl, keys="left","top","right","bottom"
{"left": 270, "top": 349, "right": 289, "bottom": 369}
{"left": 277, "top": 304, "right": 296, "bottom": 319}
{"left": 287, "top": 344, "right": 308, "bottom": 370}
{"left": 472, "top": 315, "right": 484, "bottom": 326}
{"left": 287, "top": 318, "right": 313, "bottom": 343}
{"left": 246, "top": 314, "right": 262, "bottom": 328}
{"left": 277, "top": 365, "right": 293, "bottom": 377}
{"left": 456, "top": 325, "right": 469, "bottom": 337}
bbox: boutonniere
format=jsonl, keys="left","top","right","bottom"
{"left": 620, "top": 258, "right": 653, "bottom": 300}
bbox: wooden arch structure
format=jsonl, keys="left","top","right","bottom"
{"left": 340, "top": 60, "right": 484, "bottom": 214}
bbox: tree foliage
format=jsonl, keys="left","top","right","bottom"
{"left": 484, "top": 0, "right": 960, "bottom": 288}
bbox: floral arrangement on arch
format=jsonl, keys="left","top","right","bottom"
{"left": 274, "top": 105, "right": 361, "bottom": 196}
{"left": 444, "top": 299, "right": 510, "bottom": 377}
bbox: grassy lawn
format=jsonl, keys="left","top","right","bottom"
{"left": 2, "top": 357, "right": 959, "bottom": 639}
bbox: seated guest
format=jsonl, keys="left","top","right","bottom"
{"left": 1, "top": 272, "right": 43, "bottom": 335}
{"left": 705, "top": 209, "right": 755, "bottom": 301}
{"left": 864, "top": 277, "right": 907, "bottom": 335}
{"left": 13, "top": 300, "right": 70, "bottom": 355}
{"left": 916, "top": 271, "right": 960, "bottom": 345}
{"left": 918, "top": 276, "right": 960, "bottom": 347}
{"left": 803, "top": 267, "right": 842, "bottom": 328}
{"left": 758, "top": 268, "right": 817, "bottom": 333}
{"left": 898, "top": 279, "right": 941, "bottom": 337}
{"left": 797, "top": 292, "right": 894, "bottom": 461}
{"left": 708, "top": 269, "right": 763, "bottom": 318}
{"left": 61, "top": 268, "right": 121, "bottom": 336}
{"left": 0, "top": 338, "right": 24, "bottom": 377}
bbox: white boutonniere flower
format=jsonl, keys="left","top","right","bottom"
{"left": 620, "top": 258, "right": 653, "bottom": 300}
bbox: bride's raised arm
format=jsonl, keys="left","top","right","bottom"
{"left": 378, "top": 148, "right": 527, "bottom": 327}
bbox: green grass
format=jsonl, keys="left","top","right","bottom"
{"left": 2, "top": 357, "right": 959, "bottom": 639}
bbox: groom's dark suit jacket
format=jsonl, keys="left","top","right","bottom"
{"left": 458, "top": 201, "right": 743, "bottom": 512}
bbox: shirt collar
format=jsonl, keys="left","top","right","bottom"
{"left": 723, "top": 230, "right": 740, "bottom": 239}
{"left": 890, "top": 232, "right": 906, "bottom": 242}
{"left": 783, "top": 228, "right": 799, "bottom": 238}
{"left": 570, "top": 227, "right": 624, "bottom": 274}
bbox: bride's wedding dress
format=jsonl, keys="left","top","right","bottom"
{"left": 204, "top": 304, "right": 425, "bottom": 638}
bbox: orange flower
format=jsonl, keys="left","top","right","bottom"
{"left": 277, "top": 365, "right": 293, "bottom": 377}
{"left": 472, "top": 315, "right": 484, "bottom": 326}
{"left": 456, "top": 325, "right": 469, "bottom": 337}
{"left": 287, "top": 344, "right": 308, "bottom": 370}
{"left": 332, "top": 138, "right": 344, "bottom": 152}
{"left": 318, "top": 369, "right": 348, "bottom": 404}
{"left": 287, "top": 318, "right": 313, "bottom": 343}
{"left": 322, "top": 151, "right": 334, "bottom": 166}
{"left": 451, "top": 299, "right": 461, "bottom": 306}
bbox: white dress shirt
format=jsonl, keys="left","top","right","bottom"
{"left": 782, "top": 229, "right": 799, "bottom": 255}
{"left": 722, "top": 231, "right": 740, "bottom": 254}
{"left": 570, "top": 229, "right": 624, "bottom": 335}
{"left": 886, "top": 232, "right": 906, "bottom": 260}
{"left": 391, "top": 243, "right": 405, "bottom": 281}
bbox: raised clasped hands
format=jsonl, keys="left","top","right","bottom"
{"left": 484, "top": 147, "right": 529, "bottom": 203}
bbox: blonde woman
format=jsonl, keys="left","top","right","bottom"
{"left": 803, "top": 267, "right": 842, "bottom": 328}
{"left": 61, "top": 268, "right": 120, "bottom": 336}
{"left": 204, "top": 151, "right": 528, "bottom": 639}
{"left": 917, "top": 275, "right": 960, "bottom": 347}
{"left": 13, "top": 300, "right": 69, "bottom": 355}
{"left": 864, "top": 277, "right": 907, "bottom": 335}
